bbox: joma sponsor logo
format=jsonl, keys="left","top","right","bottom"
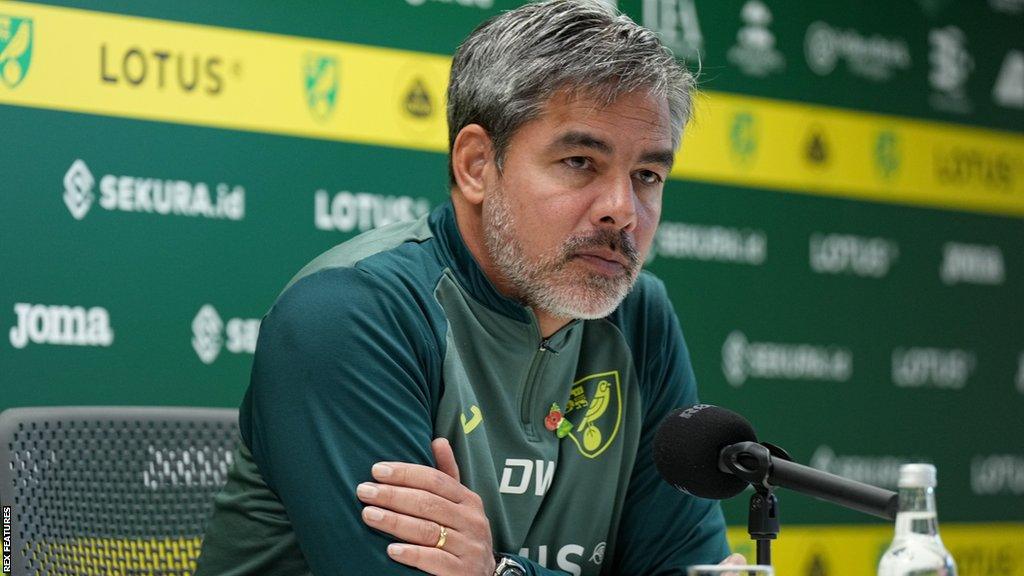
{"left": 810, "top": 446, "right": 917, "bottom": 489}
{"left": 971, "top": 454, "right": 1024, "bottom": 496}
{"left": 63, "top": 159, "right": 245, "bottom": 221}
{"left": 9, "top": 303, "right": 113, "bottom": 349}
{"left": 940, "top": 242, "right": 1005, "bottom": 286}
{"left": 653, "top": 222, "right": 766, "bottom": 265}
{"left": 722, "top": 331, "right": 853, "bottom": 387}
{"left": 809, "top": 233, "right": 898, "bottom": 278}
{"left": 192, "top": 305, "right": 260, "bottom": 365}
{"left": 892, "top": 347, "right": 975, "bottom": 390}
{"left": 804, "top": 21, "right": 911, "bottom": 81}
{"left": 314, "top": 190, "right": 430, "bottom": 233}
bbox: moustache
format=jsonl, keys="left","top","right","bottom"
{"left": 562, "top": 229, "right": 640, "bottom": 268}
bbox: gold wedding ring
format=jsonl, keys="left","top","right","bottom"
{"left": 435, "top": 525, "right": 448, "bottom": 549}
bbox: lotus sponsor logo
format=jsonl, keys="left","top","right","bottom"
{"left": 0, "top": 15, "right": 33, "bottom": 89}
{"left": 892, "top": 347, "right": 975, "bottom": 390}
{"left": 9, "top": 302, "right": 113, "bottom": 349}
{"left": 721, "top": 331, "right": 853, "bottom": 387}
{"left": 934, "top": 146, "right": 1021, "bottom": 193}
{"left": 804, "top": 21, "right": 911, "bottom": 82}
{"left": 810, "top": 446, "right": 916, "bottom": 489}
{"left": 100, "top": 44, "right": 237, "bottom": 95}
{"left": 653, "top": 222, "right": 766, "bottom": 265}
{"left": 726, "top": 0, "right": 784, "bottom": 78}
{"left": 993, "top": 50, "right": 1024, "bottom": 110}
{"left": 874, "top": 130, "right": 901, "bottom": 181}
{"left": 405, "top": 0, "right": 494, "bottom": 8}
{"left": 971, "top": 454, "right": 1024, "bottom": 495}
{"left": 304, "top": 53, "right": 339, "bottom": 122}
{"left": 62, "top": 159, "right": 245, "bottom": 221}
{"left": 928, "top": 26, "right": 974, "bottom": 114}
{"left": 940, "top": 242, "right": 1005, "bottom": 286}
{"left": 642, "top": 0, "right": 703, "bottom": 61}
{"left": 809, "top": 233, "right": 899, "bottom": 278}
{"left": 314, "top": 190, "right": 430, "bottom": 233}
{"left": 192, "top": 304, "right": 259, "bottom": 365}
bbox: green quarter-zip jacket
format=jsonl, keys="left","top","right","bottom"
{"left": 195, "top": 201, "right": 729, "bottom": 576}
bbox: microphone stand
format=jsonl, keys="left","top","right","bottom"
{"left": 719, "top": 442, "right": 790, "bottom": 567}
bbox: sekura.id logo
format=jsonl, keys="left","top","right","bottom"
{"left": 0, "top": 15, "right": 33, "bottom": 88}
{"left": 727, "top": 0, "right": 784, "bottom": 78}
{"left": 192, "top": 305, "right": 260, "bottom": 364}
{"left": 642, "top": 0, "right": 703, "bottom": 62}
{"left": 929, "top": 26, "right": 974, "bottom": 114}
{"left": 62, "top": 159, "right": 245, "bottom": 221}
{"left": 874, "top": 130, "right": 901, "bottom": 180}
{"left": 304, "top": 53, "right": 338, "bottom": 122}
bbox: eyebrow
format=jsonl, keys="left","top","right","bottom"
{"left": 548, "top": 130, "right": 675, "bottom": 171}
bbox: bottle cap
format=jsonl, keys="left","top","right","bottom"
{"left": 898, "top": 463, "right": 937, "bottom": 488}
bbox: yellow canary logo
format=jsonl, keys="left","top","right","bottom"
{"left": 0, "top": 16, "right": 34, "bottom": 89}
{"left": 564, "top": 371, "right": 622, "bottom": 458}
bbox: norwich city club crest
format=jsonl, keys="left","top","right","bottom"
{"left": 0, "top": 16, "right": 33, "bottom": 89}
{"left": 729, "top": 111, "right": 758, "bottom": 165}
{"left": 303, "top": 54, "right": 338, "bottom": 122}
{"left": 564, "top": 371, "right": 622, "bottom": 458}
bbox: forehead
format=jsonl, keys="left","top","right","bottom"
{"left": 525, "top": 88, "right": 675, "bottom": 152}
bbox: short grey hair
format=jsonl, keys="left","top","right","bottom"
{"left": 447, "top": 0, "right": 695, "bottom": 186}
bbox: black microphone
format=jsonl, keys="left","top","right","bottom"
{"left": 653, "top": 404, "right": 898, "bottom": 521}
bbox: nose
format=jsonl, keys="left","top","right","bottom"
{"left": 592, "top": 173, "right": 638, "bottom": 232}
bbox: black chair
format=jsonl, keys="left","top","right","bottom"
{"left": 0, "top": 406, "right": 238, "bottom": 576}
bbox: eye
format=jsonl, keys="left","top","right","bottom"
{"left": 562, "top": 156, "right": 593, "bottom": 170}
{"left": 635, "top": 170, "right": 664, "bottom": 186}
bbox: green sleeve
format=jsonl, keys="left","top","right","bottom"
{"left": 241, "top": 266, "right": 443, "bottom": 575}
{"left": 609, "top": 278, "right": 731, "bottom": 574}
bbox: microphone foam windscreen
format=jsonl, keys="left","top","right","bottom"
{"left": 653, "top": 404, "right": 757, "bottom": 500}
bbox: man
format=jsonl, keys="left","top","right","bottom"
{"left": 196, "top": 1, "right": 739, "bottom": 574}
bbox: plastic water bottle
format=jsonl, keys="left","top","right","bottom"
{"left": 878, "top": 463, "right": 957, "bottom": 576}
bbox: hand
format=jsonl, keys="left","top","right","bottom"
{"left": 357, "top": 438, "right": 497, "bottom": 575}
{"left": 719, "top": 553, "right": 748, "bottom": 566}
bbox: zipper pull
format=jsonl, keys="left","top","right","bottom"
{"left": 539, "top": 338, "right": 554, "bottom": 352}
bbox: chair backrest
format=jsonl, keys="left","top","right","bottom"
{"left": 0, "top": 406, "right": 239, "bottom": 576}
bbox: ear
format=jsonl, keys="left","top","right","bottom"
{"left": 451, "top": 124, "right": 494, "bottom": 206}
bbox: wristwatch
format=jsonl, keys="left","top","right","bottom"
{"left": 493, "top": 554, "right": 527, "bottom": 576}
